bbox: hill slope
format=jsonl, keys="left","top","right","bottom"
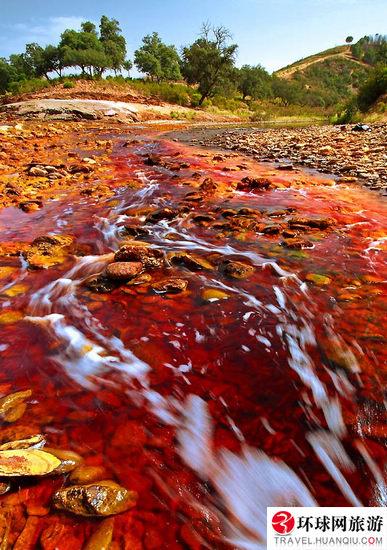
{"left": 275, "top": 45, "right": 369, "bottom": 78}
{"left": 274, "top": 44, "right": 374, "bottom": 107}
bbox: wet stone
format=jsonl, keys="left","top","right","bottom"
{"left": 53, "top": 480, "right": 137, "bottom": 517}
{"left": 199, "top": 177, "right": 218, "bottom": 193}
{"left": 84, "top": 276, "right": 117, "bottom": 293}
{"left": 281, "top": 238, "right": 314, "bottom": 249}
{"left": 218, "top": 259, "right": 254, "bottom": 279}
{"left": 105, "top": 261, "right": 143, "bottom": 282}
{"left": 121, "top": 224, "right": 149, "bottom": 239}
{"left": 114, "top": 245, "right": 164, "bottom": 270}
{"left": 169, "top": 252, "right": 213, "bottom": 271}
{"left": 69, "top": 465, "right": 108, "bottom": 484}
{"left": 145, "top": 207, "right": 179, "bottom": 223}
{"left": 84, "top": 518, "right": 114, "bottom": 550}
{"left": 151, "top": 278, "right": 188, "bottom": 294}
{"left": 236, "top": 176, "right": 271, "bottom": 192}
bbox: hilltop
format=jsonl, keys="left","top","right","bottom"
{"left": 273, "top": 36, "right": 386, "bottom": 109}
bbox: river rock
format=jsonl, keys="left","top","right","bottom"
{"left": 105, "top": 261, "right": 143, "bottom": 281}
{"left": 145, "top": 207, "right": 179, "bottom": 223}
{"left": 85, "top": 276, "right": 117, "bottom": 293}
{"left": 43, "top": 448, "right": 83, "bottom": 474}
{"left": 169, "top": 251, "right": 213, "bottom": 271}
{"left": 24, "top": 235, "right": 74, "bottom": 269}
{"left": 69, "top": 465, "right": 108, "bottom": 484}
{"left": 0, "top": 389, "right": 32, "bottom": 423}
{"left": 115, "top": 245, "right": 164, "bottom": 269}
{"left": 281, "top": 238, "right": 314, "bottom": 249}
{"left": 236, "top": 176, "right": 271, "bottom": 192}
{"left": 218, "top": 259, "right": 254, "bottom": 279}
{"left": 0, "top": 449, "right": 61, "bottom": 476}
{"left": 84, "top": 518, "right": 114, "bottom": 550}
{"left": 52, "top": 480, "right": 137, "bottom": 516}
{"left": 151, "top": 278, "right": 188, "bottom": 294}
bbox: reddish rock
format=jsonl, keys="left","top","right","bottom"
{"left": 115, "top": 245, "right": 164, "bottom": 269}
{"left": 151, "top": 278, "right": 188, "bottom": 294}
{"left": 218, "top": 259, "right": 254, "bottom": 279}
{"left": 105, "top": 261, "right": 143, "bottom": 281}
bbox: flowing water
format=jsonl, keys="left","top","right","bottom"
{"left": 0, "top": 126, "right": 386, "bottom": 548}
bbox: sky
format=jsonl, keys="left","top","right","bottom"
{"left": 0, "top": 0, "right": 386, "bottom": 73}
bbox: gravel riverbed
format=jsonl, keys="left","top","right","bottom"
{"left": 175, "top": 123, "right": 387, "bottom": 195}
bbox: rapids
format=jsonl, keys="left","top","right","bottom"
{"left": 0, "top": 125, "right": 386, "bottom": 548}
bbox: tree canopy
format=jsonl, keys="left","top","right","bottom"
{"left": 134, "top": 33, "right": 181, "bottom": 82}
{"left": 181, "top": 25, "right": 238, "bottom": 104}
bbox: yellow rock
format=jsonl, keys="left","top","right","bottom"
{"left": 305, "top": 273, "right": 332, "bottom": 286}
{"left": 0, "top": 267, "right": 16, "bottom": 279}
{"left": 70, "top": 465, "right": 107, "bottom": 484}
{"left": 84, "top": 518, "right": 114, "bottom": 550}
{"left": 0, "top": 434, "right": 45, "bottom": 451}
{"left": 202, "top": 288, "right": 230, "bottom": 302}
{"left": 0, "top": 389, "right": 32, "bottom": 423}
{"left": 0, "top": 311, "right": 23, "bottom": 324}
{"left": 44, "top": 447, "right": 83, "bottom": 474}
{"left": 0, "top": 449, "right": 61, "bottom": 476}
{"left": 2, "top": 284, "right": 29, "bottom": 298}
{"left": 53, "top": 480, "right": 137, "bottom": 516}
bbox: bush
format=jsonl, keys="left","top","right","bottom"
{"left": 63, "top": 80, "right": 75, "bottom": 89}
{"left": 357, "top": 67, "right": 387, "bottom": 111}
{"left": 128, "top": 80, "right": 194, "bottom": 106}
{"left": 8, "top": 78, "right": 50, "bottom": 95}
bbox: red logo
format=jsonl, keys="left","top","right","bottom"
{"left": 272, "top": 511, "right": 295, "bottom": 535}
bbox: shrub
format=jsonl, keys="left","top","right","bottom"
{"left": 8, "top": 78, "right": 50, "bottom": 95}
{"left": 63, "top": 80, "right": 75, "bottom": 89}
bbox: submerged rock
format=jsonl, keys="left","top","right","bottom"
{"left": 288, "top": 217, "right": 335, "bottom": 230}
{"left": 145, "top": 207, "right": 179, "bottom": 223}
{"left": 85, "top": 276, "right": 117, "bottom": 293}
{"left": 23, "top": 235, "right": 74, "bottom": 269}
{"left": 202, "top": 288, "right": 230, "bottom": 302}
{"left": 69, "top": 465, "right": 108, "bottom": 484}
{"left": 305, "top": 273, "right": 332, "bottom": 286}
{"left": 44, "top": 448, "right": 83, "bottom": 474}
{"left": 0, "top": 389, "right": 32, "bottom": 423}
{"left": 151, "top": 278, "right": 188, "bottom": 294}
{"left": 105, "top": 261, "right": 143, "bottom": 281}
{"left": 236, "top": 176, "right": 270, "bottom": 192}
{"left": 53, "top": 480, "right": 137, "bottom": 516}
{"left": 281, "top": 238, "right": 314, "bottom": 249}
{"left": 84, "top": 518, "right": 114, "bottom": 550}
{"left": 218, "top": 259, "right": 254, "bottom": 279}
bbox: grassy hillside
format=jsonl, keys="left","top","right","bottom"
{"left": 275, "top": 45, "right": 350, "bottom": 77}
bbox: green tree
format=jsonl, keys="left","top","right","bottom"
{"left": 357, "top": 66, "right": 387, "bottom": 111}
{"left": 237, "top": 64, "right": 272, "bottom": 100}
{"left": 181, "top": 24, "right": 238, "bottom": 105}
{"left": 0, "top": 58, "right": 14, "bottom": 93}
{"left": 134, "top": 32, "right": 181, "bottom": 82}
{"left": 99, "top": 16, "right": 127, "bottom": 74}
{"left": 346, "top": 36, "right": 354, "bottom": 44}
{"left": 59, "top": 27, "right": 108, "bottom": 76}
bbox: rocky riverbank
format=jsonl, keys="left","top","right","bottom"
{"left": 181, "top": 123, "right": 387, "bottom": 194}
